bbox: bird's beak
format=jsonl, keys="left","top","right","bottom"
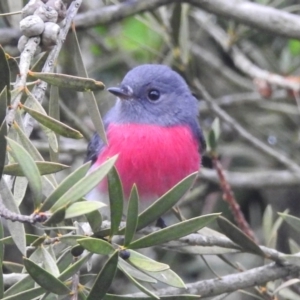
{"left": 107, "top": 85, "right": 133, "bottom": 100}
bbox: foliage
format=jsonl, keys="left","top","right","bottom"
{"left": 1, "top": 1, "right": 300, "bottom": 300}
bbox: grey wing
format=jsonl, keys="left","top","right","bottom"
{"left": 85, "top": 132, "right": 105, "bottom": 164}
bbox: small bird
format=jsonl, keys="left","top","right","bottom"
{"left": 86, "top": 64, "right": 205, "bottom": 218}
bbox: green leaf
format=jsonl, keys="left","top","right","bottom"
{"left": 108, "top": 166, "right": 124, "bottom": 237}
{"left": 13, "top": 177, "right": 28, "bottom": 206}
{"left": 145, "top": 268, "right": 186, "bottom": 288}
{"left": 41, "top": 247, "right": 60, "bottom": 277}
{"left": 87, "top": 251, "right": 118, "bottom": 300}
{"left": 130, "top": 213, "right": 220, "bottom": 249}
{"left": 12, "top": 120, "right": 57, "bottom": 187}
{"left": 127, "top": 249, "right": 169, "bottom": 272}
{"left": 3, "top": 275, "right": 34, "bottom": 298}
{"left": 7, "top": 138, "right": 43, "bottom": 209}
{"left": 2, "top": 287, "right": 44, "bottom": 300}
{"left": 22, "top": 104, "right": 83, "bottom": 139}
{"left": 124, "top": 185, "right": 139, "bottom": 247}
{"left": 86, "top": 209, "right": 102, "bottom": 233}
{"left": 29, "top": 71, "right": 105, "bottom": 91}
{"left": 40, "top": 161, "right": 91, "bottom": 212}
{"left": 59, "top": 252, "right": 92, "bottom": 281}
{"left": 23, "top": 258, "right": 70, "bottom": 295}
{"left": 119, "top": 266, "right": 159, "bottom": 299}
{"left": 65, "top": 201, "right": 106, "bottom": 219}
{"left": 71, "top": 26, "right": 107, "bottom": 144}
{"left": 0, "top": 178, "right": 26, "bottom": 255}
{"left": 3, "top": 161, "right": 69, "bottom": 176}
{"left": 49, "top": 156, "right": 117, "bottom": 212}
{"left": 118, "top": 257, "right": 157, "bottom": 283}
{"left": 0, "top": 224, "right": 3, "bottom": 298}
{"left": 217, "top": 216, "right": 265, "bottom": 256}
{"left": 278, "top": 212, "right": 300, "bottom": 232}
{"left": 137, "top": 172, "right": 197, "bottom": 230}
{"left": 0, "top": 45, "right": 11, "bottom": 105}
{"left": 0, "top": 121, "right": 7, "bottom": 181}
{"left": 77, "top": 237, "right": 115, "bottom": 255}
{"left": 49, "top": 85, "right": 60, "bottom": 162}
{"left": 24, "top": 90, "right": 59, "bottom": 152}
{"left": 0, "top": 86, "right": 7, "bottom": 125}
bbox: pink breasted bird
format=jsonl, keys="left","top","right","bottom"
{"left": 85, "top": 64, "right": 205, "bottom": 219}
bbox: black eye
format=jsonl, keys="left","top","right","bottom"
{"left": 147, "top": 89, "right": 160, "bottom": 101}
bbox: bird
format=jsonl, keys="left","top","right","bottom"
{"left": 85, "top": 64, "right": 205, "bottom": 219}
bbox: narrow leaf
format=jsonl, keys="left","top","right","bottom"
{"left": 77, "top": 237, "right": 115, "bottom": 255}
{"left": 49, "top": 156, "right": 117, "bottom": 213}
{"left": 130, "top": 213, "right": 220, "bottom": 249}
{"left": 278, "top": 212, "right": 300, "bottom": 232}
{"left": 13, "top": 120, "right": 57, "bottom": 187}
{"left": 0, "top": 45, "right": 11, "bottom": 105}
{"left": 65, "top": 201, "right": 106, "bottom": 219}
{"left": 49, "top": 85, "right": 60, "bottom": 162}
{"left": 137, "top": 172, "right": 197, "bottom": 230}
{"left": 86, "top": 210, "right": 102, "bottom": 233}
{"left": 119, "top": 263, "right": 159, "bottom": 299}
{"left": 0, "top": 179, "right": 26, "bottom": 255}
{"left": 124, "top": 185, "right": 139, "bottom": 247}
{"left": 41, "top": 247, "right": 60, "bottom": 277}
{"left": 145, "top": 268, "right": 186, "bottom": 288}
{"left": 87, "top": 251, "right": 118, "bottom": 300}
{"left": 217, "top": 216, "right": 265, "bottom": 257}
{"left": 29, "top": 71, "right": 105, "bottom": 91}
{"left": 118, "top": 258, "right": 157, "bottom": 283}
{"left": 0, "top": 86, "right": 7, "bottom": 125}
{"left": 59, "top": 252, "right": 92, "bottom": 281}
{"left": 6, "top": 138, "right": 43, "bottom": 209}
{"left": 0, "top": 121, "right": 7, "bottom": 180}
{"left": 3, "top": 161, "right": 69, "bottom": 176}
{"left": 40, "top": 161, "right": 91, "bottom": 212}
{"left": 23, "top": 258, "right": 70, "bottom": 295}
{"left": 3, "top": 275, "right": 34, "bottom": 298}
{"left": 0, "top": 223, "right": 3, "bottom": 298}
{"left": 24, "top": 90, "right": 59, "bottom": 152}
{"left": 127, "top": 250, "right": 169, "bottom": 272}
{"left": 71, "top": 26, "right": 107, "bottom": 144}
{"left": 2, "top": 287, "right": 44, "bottom": 300}
{"left": 43, "top": 206, "right": 65, "bottom": 225}
{"left": 22, "top": 104, "right": 83, "bottom": 139}
{"left": 108, "top": 166, "right": 124, "bottom": 237}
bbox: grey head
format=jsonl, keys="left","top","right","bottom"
{"left": 106, "top": 64, "right": 204, "bottom": 143}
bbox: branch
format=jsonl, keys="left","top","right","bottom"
{"left": 0, "top": 195, "right": 47, "bottom": 224}
{"left": 3, "top": 1, "right": 300, "bottom": 47}
{"left": 73, "top": 0, "right": 300, "bottom": 41}
{"left": 189, "top": 0, "right": 300, "bottom": 39}
{"left": 127, "top": 262, "right": 300, "bottom": 298}
{"left": 200, "top": 168, "right": 300, "bottom": 188}
{"left": 199, "top": 90, "right": 288, "bottom": 114}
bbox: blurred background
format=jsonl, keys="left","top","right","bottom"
{"left": 2, "top": 0, "right": 300, "bottom": 299}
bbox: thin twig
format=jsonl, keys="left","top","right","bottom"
{"left": 125, "top": 262, "right": 300, "bottom": 298}
{"left": 211, "top": 155, "right": 257, "bottom": 241}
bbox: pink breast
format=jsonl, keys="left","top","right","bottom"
{"left": 94, "top": 123, "right": 200, "bottom": 201}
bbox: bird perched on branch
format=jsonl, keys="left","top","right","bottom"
{"left": 86, "top": 64, "right": 205, "bottom": 218}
